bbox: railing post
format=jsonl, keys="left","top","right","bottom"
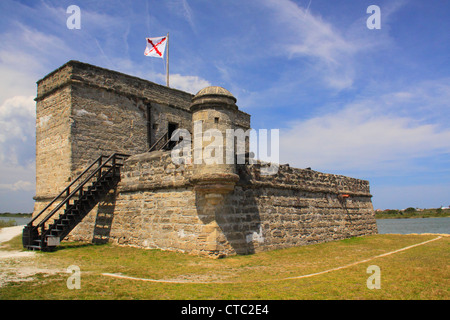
{"left": 112, "top": 154, "right": 116, "bottom": 177}
{"left": 98, "top": 157, "right": 103, "bottom": 180}
{"left": 66, "top": 187, "right": 70, "bottom": 209}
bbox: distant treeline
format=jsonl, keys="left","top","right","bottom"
{"left": 375, "top": 207, "right": 450, "bottom": 219}
{"left": 0, "top": 212, "right": 32, "bottom": 217}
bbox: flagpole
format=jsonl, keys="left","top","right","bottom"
{"left": 166, "top": 32, "right": 169, "bottom": 87}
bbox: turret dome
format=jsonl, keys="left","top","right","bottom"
{"left": 191, "top": 86, "right": 237, "bottom": 111}
{"left": 194, "top": 86, "right": 236, "bottom": 102}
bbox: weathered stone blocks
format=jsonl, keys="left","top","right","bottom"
{"left": 34, "top": 61, "right": 377, "bottom": 258}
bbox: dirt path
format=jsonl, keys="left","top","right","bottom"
{"left": 0, "top": 225, "right": 63, "bottom": 288}
{"left": 0, "top": 225, "right": 27, "bottom": 243}
{"left": 0, "top": 225, "right": 35, "bottom": 258}
{"left": 102, "top": 235, "right": 446, "bottom": 284}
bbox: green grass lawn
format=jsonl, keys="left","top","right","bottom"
{"left": 1, "top": 233, "right": 448, "bottom": 300}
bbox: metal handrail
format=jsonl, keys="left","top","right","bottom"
{"left": 29, "top": 153, "right": 129, "bottom": 231}
{"left": 41, "top": 164, "right": 116, "bottom": 241}
{"left": 148, "top": 131, "right": 169, "bottom": 152}
{"left": 29, "top": 154, "right": 105, "bottom": 226}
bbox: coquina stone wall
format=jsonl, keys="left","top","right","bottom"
{"left": 34, "top": 61, "right": 376, "bottom": 258}
{"left": 233, "top": 162, "right": 377, "bottom": 254}
{"left": 33, "top": 61, "right": 250, "bottom": 220}
{"left": 67, "top": 151, "right": 377, "bottom": 257}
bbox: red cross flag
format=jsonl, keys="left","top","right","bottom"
{"left": 144, "top": 36, "right": 167, "bottom": 58}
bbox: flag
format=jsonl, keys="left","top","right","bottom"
{"left": 144, "top": 36, "right": 167, "bottom": 58}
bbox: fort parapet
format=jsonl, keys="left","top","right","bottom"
{"left": 31, "top": 61, "right": 377, "bottom": 257}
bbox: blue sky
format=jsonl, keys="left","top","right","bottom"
{"left": 0, "top": 0, "right": 449, "bottom": 212}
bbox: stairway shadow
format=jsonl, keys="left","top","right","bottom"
{"left": 92, "top": 187, "right": 117, "bottom": 244}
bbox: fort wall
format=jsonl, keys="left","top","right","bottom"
{"left": 35, "top": 86, "right": 72, "bottom": 200}
{"left": 34, "top": 61, "right": 376, "bottom": 258}
{"left": 34, "top": 61, "right": 249, "bottom": 196}
{"left": 67, "top": 151, "right": 377, "bottom": 257}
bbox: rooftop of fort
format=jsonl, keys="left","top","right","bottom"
{"left": 35, "top": 60, "right": 250, "bottom": 116}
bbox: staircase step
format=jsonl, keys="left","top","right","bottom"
{"left": 23, "top": 153, "right": 128, "bottom": 252}
{"left": 49, "top": 233, "right": 61, "bottom": 238}
{"left": 26, "top": 245, "right": 43, "bottom": 251}
{"left": 65, "top": 211, "right": 81, "bottom": 217}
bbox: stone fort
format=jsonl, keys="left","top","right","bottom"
{"left": 25, "top": 60, "right": 377, "bottom": 258}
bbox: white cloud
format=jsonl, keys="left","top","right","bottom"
{"left": 279, "top": 84, "right": 450, "bottom": 176}
{"left": 170, "top": 74, "right": 211, "bottom": 94}
{"left": 119, "top": 64, "right": 211, "bottom": 94}
{"left": 0, "top": 114, "right": 34, "bottom": 208}
{"left": 0, "top": 95, "right": 36, "bottom": 207}
{"left": 376, "top": 80, "right": 450, "bottom": 124}
{"left": 0, "top": 159, "right": 35, "bottom": 214}
{"left": 0, "top": 48, "right": 41, "bottom": 106}
{"left": 0, "top": 95, "right": 35, "bottom": 119}
{"left": 0, "top": 1, "right": 210, "bottom": 214}
{"left": 0, "top": 157, "right": 35, "bottom": 193}
{"left": 259, "top": 0, "right": 358, "bottom": 89}
{"left": 0, "top": 97, "right": 36, "bottom": 213}
{"left": 0, "top": 96, "right": 35, "bottom": 144}
{"left": 0, "top": 22, "right": 76, "bottom": 107}
{"left": 0, "top": 180, "right": 34, "bottom": 192}
{"left": 167, "top": 0, "right": 196, "bottom": 33}
{"left": 155, "top": 73, "right": 211, "bottom": 94}
{"left": 258, "top": 0, "right": 401, "bottom": 91}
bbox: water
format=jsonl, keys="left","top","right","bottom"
{"left": 376, "top": 217, "right": 450, "bottom": 235}
{"left": 2, "top": 216, "right": 449, "bottom": 235}
{"left": 0, "top": 216, "right": 31, "bottom": 226}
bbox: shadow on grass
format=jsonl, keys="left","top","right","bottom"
{"left": 49, "top": 241, "right": 109, "bottom": 251}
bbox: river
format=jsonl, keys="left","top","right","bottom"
{"left": 376, "top": 217, "right": 450, "bottom": 234}
{"left": 0, "top": 216, "right": 31, "bottom": 226}
{"left": 2, "top": 216, "right": 449, "bottom": 235}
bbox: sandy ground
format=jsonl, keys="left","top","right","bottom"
{"left": 0, "top": 225, "right": 64, "bottom": 288}
{"left": 0, "top": 226, "right": 35, "bottom": 259}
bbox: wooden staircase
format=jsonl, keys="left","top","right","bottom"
{"left": 23, "top": 153, "right": 129, "bottom": 251}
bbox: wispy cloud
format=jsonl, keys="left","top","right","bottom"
{"left": 180, "top": 0, "right": 196, "bottom": 33}
{"left": 0, "top": 24, "right": 68, "bottom": 104}
{"left": 258, "top": 0, "right": 402, "bottom": 90}
{"left": 0, "top": 95, "right": 36, "bottom": 202}
{"left": 166, "top": 0, "right": 197, "bottom": 33}
{"left": 0, "top": 95, "right": 35, "bottom": 165}
{"left": 259, "top": 0, "right": 357, "bottom": 89}
{"left": 0, "top": 0, "right": 211, "bottom": 212}
{"left": 155, "top": 73, "right": 211, "bottom": 94}
{"left": 0, "top": 0, "right": 448, "bottom": 212}
{"left": 0, "top": 180, "right": 34, "bottom": 192}
{"left": 279, "top": 79, "right": 450, "bottom": 176}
